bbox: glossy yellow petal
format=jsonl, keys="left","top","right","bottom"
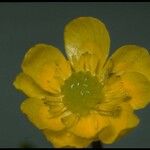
{"left": 98, "top": 102, "right": 139, "bottom": 144}
{"left": 110, "top": 45, "right": 150, "bottom": 80}
{"left": 43, "top": 129, "right": 92, "bottom": 148}
{"left": 69, "top": 111, "right": 109, "bottom": 138}
{"left": 21, "top": 98, "right": 65, "bottom": 131}
{"left": 121, "top": 72, "right": 150, "bottom": 110}
{"left": 13, "top": 72, "right": 50, "bottom": 99}
{"left": 22, "top": 44, "right": 71, "bottom": 94}
{"left": 64, "top": 17, "right": 110, "bottom": 75}
{"left": 101, "top": 72, "right": 150, "bottom": 110}
{"left": 101, "top": 75, "right": 129, "bottom": 107}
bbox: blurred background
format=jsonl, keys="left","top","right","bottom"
{"left": 0, "top": 2, "right": 150, "bottom": 148}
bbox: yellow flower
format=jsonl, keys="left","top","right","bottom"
{"left": 13, "top": 17, "right": 150, "bottom": 148}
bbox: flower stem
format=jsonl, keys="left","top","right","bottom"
{"left": 91, "top": 141, "right": 103, "bottom": 148}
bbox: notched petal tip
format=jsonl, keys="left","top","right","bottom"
{"left": 43, "top": 129, "right": 92, "bottom": 148}
{"left": 98, "top": 102, "right": 140, "bottom": 144}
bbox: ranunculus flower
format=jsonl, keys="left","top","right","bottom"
{"left": 13, "top": 17, "right": 150, "bottom": 148}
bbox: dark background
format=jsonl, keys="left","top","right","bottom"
{"left": 0, "top": 2, "right": 150, "bottom": 148}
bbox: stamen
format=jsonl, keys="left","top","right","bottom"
{"left": 97, "top": 106, "right": 121, "bottom": 117}
{"left": 43, "top": 98, "right": 67, "bottom": 118}
{"left": 48, "top": 107, "right": 67, "bottom": 119}
{"left": 61, "top": 111, "right": 79, "bottom": 128}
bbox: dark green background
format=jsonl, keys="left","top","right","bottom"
{"left": 0, "top": 2, "right": 150, "bottom": 148}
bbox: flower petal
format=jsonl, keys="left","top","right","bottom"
{"left": 43, "top": 129, "right": 92, "bottom": 148}
{"left": 13, "top": 72, "right": 50, "bottom": 99}
{"left": 69, "top": 111, "right": 109, "bottom": 138}
{"left": 64, "top": 17, "right": 110, "bottom": 75}
{"left": 22, "top": 44, "right": 71, "bottom": 94}
{"left": 121, "top": 72, "right": 150, "bottom": 110}
{"left": 98, "top": 102, "right": 139, "bottom": 144}
{"left": 21, "top": 98, "right": 65, "bottom": 131}
{"left": 110, "top": 45, "right": 150, "bottom": 80}
{"left": 101, "top": 75, "right": 129, "bottom": 107}
{"left": 101, "top": 72, "right": 150, "bottom": 110}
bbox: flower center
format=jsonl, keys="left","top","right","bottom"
{"left": 61, "top": 72, "right": 103, "bottom": 116}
